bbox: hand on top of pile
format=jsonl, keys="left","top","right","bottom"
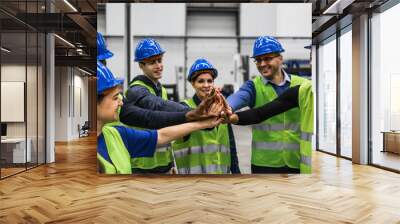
{"left": 186, "top": 86, "right": 237, "bottom": 123}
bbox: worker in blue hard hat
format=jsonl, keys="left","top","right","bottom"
{"left": 170, "top": 58, "right": 240, "bottom": 174}
{"left": 226, "top": 36, "right": 313, "bottom": 174}
{"left": 97, "top": 32, "right": 114, "bottom": 65}
{"left": 97, "top": 34, "right": 211, "bottom": 132}
{"left": 97, "top": 61, "right": 224, "bottom": 174}
{"left": 120, "top": 38, "right": 200, "bottom": 174}
{"left": 124, "top": 38, "right": 189, "bottom": 112}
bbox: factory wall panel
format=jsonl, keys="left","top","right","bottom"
{"left": 106, "top": 3, "right": 125, "bottom": 36}
{"left": 276, "top": 3, "right": 311, "bottom": 38}
{"left": 186, "top": 12, "right": 238, "bottom": 97}
{"left": 240, "top": 4, "right": 277, "bottom": 37}
{"left": 131, "top": 4, "right": 185, "bottom": 36}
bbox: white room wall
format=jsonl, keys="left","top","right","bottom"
{"left": 55, "top": 66, "right": 70, "bottom": 141}
{"left": 1, "top": 65, "right": 28, "bottom": 138}
{"left": 54, "top": 67, "right": 89, "bottom": 141}
{"left": 1, "top": 64, "right": 45, "bottom": 163}
{"left": 71, "top": 72, "right": 89, "bottom": 138}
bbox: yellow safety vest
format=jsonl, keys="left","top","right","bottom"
{"left": 251, "top": 75, "right": 313, "bottom": 173}
{"left": 127, "top": 80, "right": 172, "bottom": 170}
{"left": 171, "top": 98, "right": 231, "bottom": 174}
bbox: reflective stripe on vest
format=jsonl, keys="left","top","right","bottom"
{"left": 253, "top": 123, "right": 300, "bottom": 132}
{"left": 128, "top": 79, "right": 168, "bottom": 99}
{"left": 171, "top": 98, "right": 231, "bottom": 174}
{"left": 127, "top": 79, "right": 172, "bottom": 170}
{"left": 251, "top": 75, "right": 308, "bottom": 170}
{"left": 300, "top": 132, "right": 313, "bottom": 141}
{"left": 252, "top": 142, "right": 300, "bottom": 151}
{"left": 174, "top": 144, "right": 230, "bottom": 159}
{"left": 301, "top": 154, "right": 312, "bottom": 166}
{"left": 178, "top": 164, "right": 230, "bottom": 174}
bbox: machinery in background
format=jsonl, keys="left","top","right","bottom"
{"left": 283, "top": 59, "right": 311, "bottom": 78}
{"left": 164, "top": 84, "right": 180, "bottom": 102}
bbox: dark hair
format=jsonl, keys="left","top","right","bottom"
{"left": 100, "top": 59, "right": 107, "bottom": 66}
{"left": 97, "top": 86, "right": 119, "bottom": 104}
{"left": 191, "top": 70, "right": 216, "bottom": 82}
{"left": 97, "top": 94, "right": 105, "bottom": 103}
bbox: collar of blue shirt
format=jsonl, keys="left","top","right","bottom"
{"left": 262, "top": 69, "right": 291, "bottom": 86}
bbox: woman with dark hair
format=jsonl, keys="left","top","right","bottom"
{"left": 96, "top": 61, "right": 223, "bottom": 174}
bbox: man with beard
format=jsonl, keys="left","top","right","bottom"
{"left": 227, "top": 36, "right": 312, "bottom": 174}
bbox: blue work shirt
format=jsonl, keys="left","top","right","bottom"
{"left": 97, "top": 125, "right": 158, "bottom": 165}
{"left": 227, "top": 70, "right": 291, "bottom": 111}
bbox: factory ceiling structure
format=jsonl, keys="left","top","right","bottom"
{"left": 0, "top": 0, "right": 97, "bottom": 73}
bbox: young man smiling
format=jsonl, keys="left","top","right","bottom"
{"left": 122, "top": 38, "right": 191, "bottom": 174}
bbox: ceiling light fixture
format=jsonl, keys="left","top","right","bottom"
{"left": 78, "top": 67, "right": 93, "bottom": 76}
{"left": 54, "top": 34, "right": 75, "bottom": 48}
{"left": 322, "top": 0, "right": 354, "bottom": 15}
{"left": 1, "top": 47, "right": 11, "bottom": 53}
{"left": 63, "top": 0, "right": 78, "bottom": 12}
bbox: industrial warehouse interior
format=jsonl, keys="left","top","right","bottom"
{"left": 1, "top": 0, "right": 400, "bottom": 223}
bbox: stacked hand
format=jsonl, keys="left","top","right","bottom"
{"left": 186, "top": 86, "right": 239, "bottom": 124}
{"left": 185, "top": 93, "right": 221, "bottom": 121}
{"left": 209, "top": 88, "right": 230, "bottom": 117}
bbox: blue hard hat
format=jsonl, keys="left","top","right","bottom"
{"left": 134, "top": 38, "right": 165, "bottom": 62}
{"left": 97, "top": 61, "right": 123, "bottom": 94}
{"left": 252, "top": 36, "right": 285, "bottom": 58}
{"left": 97, "top": 32, "right": 114, "bottom": 60}
{"left": 188, "top": 58, "right": 218, "bottom": 81}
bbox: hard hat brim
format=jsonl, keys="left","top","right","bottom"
{"left": 251, "top": 49, "right": 285, "bottom": 58}
{"left": 97, "top": 50, "right": 114, "bottom": 60}
{"left": 134, "top": 51, "right": 165, "bottom": 62}
{"left": 188, "top": 68, "right": 218, "bottom": 82}
{"left": 97, "top": 78, "right": 124, "bottom": 95}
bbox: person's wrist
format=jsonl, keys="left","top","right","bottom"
{"left": 230, "top": 114, "right": 239, "bottom": 124}
{"left": 185, "top": 110, "right": 195, "bottom": 121}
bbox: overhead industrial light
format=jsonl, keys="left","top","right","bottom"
{"left": 322, "top": 0, "right": 355, "bottom": 15}
{"left": 54, "top": 34, "right": 75, "bottom": 48}
{"left": 76, "top": 48, "right": 83, "bottom": 55}
{"left": 63, "top": 0, "right": 78, "bottom": 12}
{"left": 1, "top": 47, "right": 11, "bottom": 53}
{"left": 78, "top": 67, "right": 93, "bottom": 76}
